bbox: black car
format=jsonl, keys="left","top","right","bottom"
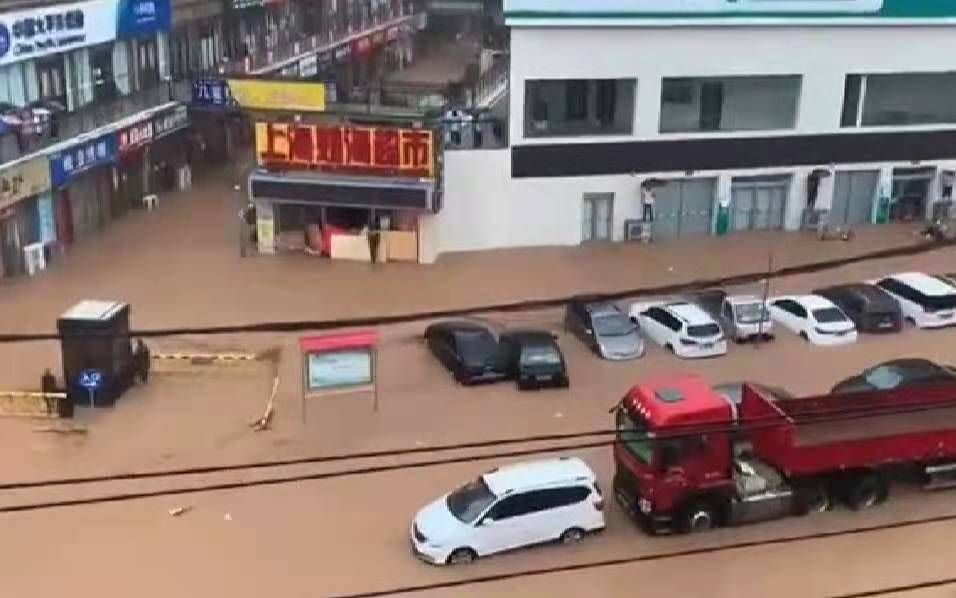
{"left": 499, "top": 330, "right": 569, "bottom": 390}
{"left": 424, "top": 321, "right": 506, "bottom": 385}
{"left": 813, "top": 283, "right": 903, "bottom": 333}
{"left": 832, "top": 359, "right": 956, "bottom": 394}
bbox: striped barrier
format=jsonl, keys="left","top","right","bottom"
{"left": 151, "top": 352, "right": 266, "bottom": 373}
{"left": 0, "top": 391, "right": 68, "bottom": 418}
{"left": 153, "top": 353, "right": 258, "bottom": 362}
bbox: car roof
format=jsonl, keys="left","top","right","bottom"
{"left": 816, "top": 283, "right": 893, "bottom": 304}
{"left": 500, "top": 329, "right": 557, "bottom": 345}
{"left": 581, "top": 301, "right": 623, "bottom": 316}
{"left": 664, "top": 301, "right": 714, "bottom": 324}
{"left": 429, "top": 320, "right": 493, "bottom": 335}
{"left": 774, "top": 294, "right": 836, "bottom": 310}
{"left": 883, "top": 272, "right": 956, "bottom": 296}
{"left": 482, "top": 457, "right": 595, "bottom": 496}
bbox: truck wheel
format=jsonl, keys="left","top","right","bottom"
{"left": 844, "top": 474, "right": 888, "bottom": 511}
{"left": 678, "top": 501, "right": 718, "bottom": 534}
{"left": 794, "top": 481, "right": 831, "bottom": 515}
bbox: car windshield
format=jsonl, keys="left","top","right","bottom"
{"left": 520, "top": 344, "right": 562, "bottom": 366}
{"left": 812, "top": 308, "right": 848, "bottom": 323}
{"left": 456, "top": 331, "right": 497, "bottom": 364}
{"left": 616, "top": 408, "right": 654, "bottom": 465}
{"left": 446, "top": 477, "right": 497, "bottom": 523}
{"left": 687, "top": 323, "right": 721, "bottom": 337}
{"left": 734, "top": 303, "right": 769, "bottom": 324}
{"left": 594, "top": 314, "right": 636, "bottom": 337}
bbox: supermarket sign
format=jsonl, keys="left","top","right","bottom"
{"left": 255, "top": 122, "right": 435, "bottom": 180}
{"left": 505, "top": 0, "right": 956, "bottom": 23}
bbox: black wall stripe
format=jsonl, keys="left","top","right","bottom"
{"left": 512, "top": 129, "right": 956, "bottom": 178}
{"left": 251, "top": 178, "right": 431, "bottom": 210}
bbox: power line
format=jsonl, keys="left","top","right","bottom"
{"left": 0, "top": 239, "right": 950, "bottom": 343}
{"left": 828, "top": 577, "right": 956, "bottom": 598}
{"left": 327, "top": 512, "right": 956, "bottom": 598}
{"left": 3, "top": 392, "right": 956, "bottom": 511}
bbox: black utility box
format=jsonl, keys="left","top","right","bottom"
{"left": 57, "top": 300, "right": 134, "bottom": 408}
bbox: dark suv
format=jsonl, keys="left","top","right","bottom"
{"left": 499, "top": 330, "right": 569, "bottom": 390}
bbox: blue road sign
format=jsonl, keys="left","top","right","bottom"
{"left": 78, "top": 369, "right": 103, "bottom": 391}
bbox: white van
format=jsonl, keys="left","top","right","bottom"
{"left": 410, "top": 457, "right": 605, "bottom": 565}
{"left": 872, "top": 272, "right": 956, "bottom": 329}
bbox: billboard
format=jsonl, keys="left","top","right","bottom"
{"left": 228, "top": 79, "right": 326, "bottom": 112}
{"left": 256, "top": 122, "right": 435, "bottom": 180}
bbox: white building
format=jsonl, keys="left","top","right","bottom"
{"left": 420, "top": 0, "right": 956, "bottom": 261}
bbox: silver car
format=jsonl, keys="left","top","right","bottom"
{"left": 565, "top": 300, "right": 644, "bottom": 360}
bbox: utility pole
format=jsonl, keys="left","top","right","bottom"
{"left": 755, "top": 252, "right": 774, "bottom": 349}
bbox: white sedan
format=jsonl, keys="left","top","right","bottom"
{"left": 768, "top": 295, "right": 858, "bottom": 346}
{"left": 628, "top": 300, "right": 727, "bottom": 359}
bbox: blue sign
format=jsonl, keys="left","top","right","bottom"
{"left": 192, "top": 78, "right": 234, "bottom": 108}
{"left": 116, "top": 0, "right": 171, "bottom": 39}
{"left": 0, "top": 23, "right": 10, "bottom": 59}
{"left": 78, "top": 369, "right": 103, "bottom": 391}
{"left": 49, "top": 133, "right": 117, "bottom": 188}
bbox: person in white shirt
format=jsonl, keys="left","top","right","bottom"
{"left": 641, "top": 187, "right": 656, "bottom": 222}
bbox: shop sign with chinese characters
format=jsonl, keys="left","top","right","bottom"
{"left": 0, "top": 157, "right": 52, "bottom": 212}
{"left": 49, "top": 132, "right": 117, "bottom": 187}
{"left": 192, "top": 78, "right": 234, "bottom": 108}
{"left": 255, "top": 122, "right": 435, "bottom": 180}
{"left": 152, "top": 105, "right": 188, "bottom": 139}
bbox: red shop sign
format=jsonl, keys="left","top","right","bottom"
{"left": 352, "top": 36, "right": 372, "bottom": 57}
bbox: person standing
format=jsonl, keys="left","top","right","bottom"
{"left": 41, "top": 369, "right": 57, "bottom": 416}
{"left": 641, "top": 187, "right": 656, "bottom": 222}
{"left": 134, "top": 339, "right": 151, "bottom": 384}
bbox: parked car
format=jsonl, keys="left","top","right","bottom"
{"left": 813, "top": 283, "right": 903, "bottom": 333}
{"left": 564, "top": 299, "right": 644, "bottom": 360}
{"left": 410, "top": 457, "right": 606, "bottom": 565}
{"left": 871, "top": 272, "right": 956, "bottom": 329}
{"left": 690, "top": 288, "right": 773, "bottom": 343}
{"left": 628, "top": 300, "right": 727, "bottom": 358}
{"left": 768, "top": 295, "right": 858, "bottom": 346}
{"left": 424, "top": 321, "right": 506, "bottom": 385}
{"left": 499, "top": 330, "right": 569, "bottom": 390}
{"left": 832, "top": 358, "right": 956, "bottom": 394}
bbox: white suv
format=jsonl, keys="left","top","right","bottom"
{"left": 629, "top": 301, "right": 727, "bottom": 358}
{"left": 872, "top": 272, "right": 956, "bottom": 329}
{"left": 410, "top": 457, "right": 605, "bottom": 565}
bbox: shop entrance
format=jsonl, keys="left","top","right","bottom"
{"left": 831, "top": 170, "right": 878, "bottom": 227}
{"left": 1, "top": 215, "right": 20, "bottom": 277}
{"left": 582, "top": 193, "right": 614, "bottom": 242}
{"left": 653, "top": 178, "right": 717, "bottom": 239}
{"left": 891, "top": 168, "right": 934, "bottom": 222}
{"left": 730, "top": 176, "right": 790, "bottom": 232}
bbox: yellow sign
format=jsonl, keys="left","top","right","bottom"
{"left": 0, "top": 157, "right": 51, "bottom": 212}
{"left": 228, "top": 79, "right": 326, "bottom": 112}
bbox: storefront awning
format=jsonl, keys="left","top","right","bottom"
{"left": 249, "top": 170, "right": 436, "bottom": 212}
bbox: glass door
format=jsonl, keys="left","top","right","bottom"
{"left": 582, "top": 194, "right": 614, "bottom": 242}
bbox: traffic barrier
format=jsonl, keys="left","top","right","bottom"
{"left": 152, "top": 352, "right": 258, "bottom": 363}
{"left": 0, "top": 391, "right": 68, "bottom": 418}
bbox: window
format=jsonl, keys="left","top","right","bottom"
{"left": 536, "top": 487, "right": 591, "bottom": 510}
{"left": 773, "top": 299, "right": 806, "bottom": 318}
{"left": 841, "top": 74, "right": 863, "bottom": 127}
{"left": 447, "top": 478, "right": 497, "bottom": 523}
{"left": 616, "top": 408, "right": 653, "bottom": 465}
{"left": 844, "top": 72, "right": 956, "bottom": 127}
{"left": 487, "top": 491, "right": 543, "bottom": 520}
{"left": 812, "top": 308, "right": 848, "bottom": 324}
{"left": 525, "top": 78, "right": 636, "bottom": 137}
{"left": 687, "top": 323, "right": 721, "bottom": 337}
{"left": 659, "top": 75, "right": 801, "bottom": 133}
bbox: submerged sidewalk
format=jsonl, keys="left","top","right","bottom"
{"left": 0, "top": 163, "right": 946, "bottom": 337}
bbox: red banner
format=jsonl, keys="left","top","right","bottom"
{"left": 256, "top": 122, "right": 435, "bottom": 179}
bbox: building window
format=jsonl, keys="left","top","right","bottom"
{"left": 843, "top": 72, "right": 956, "bottom": 127}
{"left": 524, "top": 78, "right": 636, "bottom": 137}
{"left": 35, "top": 55, "right": 67, "bottom": 106}
{"left": 659, "top": 75, "right": 802, "bottom": 133}
{"left": 91, "top": 44, "right": 117, "bottom": 102}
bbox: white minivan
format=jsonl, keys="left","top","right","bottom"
{"left": 872, "top": 272, "right": 956, "bottom": 329}
{"left": 410, "top": 457, "right": 605, "bottom": 565}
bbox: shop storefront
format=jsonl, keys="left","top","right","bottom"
{"left": 115, "top": 105, "right": 190, "bottom": 204}
{"left": 49, "top": 132, "right": 118, "bottom": 244}
{"left": 251, "top": 121, "right": 439, "bottom": 263}
{"left": 149, "top": 105, "right": 191, "bottom": 194}
{"left": 190, "top": 78, "right": 246, "bottom": 167}
{"left": 0, "top": 157, "right": 52, "bottom": 278}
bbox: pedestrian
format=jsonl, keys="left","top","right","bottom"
{"left": 473, "top": 118, "right": 484, "bottom": 148}
{"left": 134, "top": 339, "right": 151, "bottom": 384}
{"left": 641, "top": 187, "right": 656, "bottom": 222}
{"left": 41, "top": 368, "right": 57, "bottom": 416}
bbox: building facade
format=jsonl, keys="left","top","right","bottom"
{"left": 422, "top": 0, "right": 956, "bottom": 260}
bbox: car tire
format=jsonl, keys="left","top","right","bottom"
{"left": 678, "top": 501, "right": 718, "bottom": 534}
{"left": 799, "top": 331, "right": 809, "bottom": 342}
{"left": 446, "top": 548, "right": 478, "bottom": 565}
{"left": 560, "top": 527, "right": 586, "bottom": 544}
{"left": 664, "top": 343, "right": 675, "bottom": 354}
{"left": 843, "top": 473, "right": 888, "bottom": 511}
{"left": 793, "top": 480, "right": 831, "bottom": 515}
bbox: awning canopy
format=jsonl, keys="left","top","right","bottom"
{"left": 250, "top": 170, "right": 436, "bottom": 212}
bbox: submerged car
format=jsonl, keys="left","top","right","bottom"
{"left": 424, "top": 321, "right": 505, "bottom": 385}
{"left": 564, "top": 299, "right": 644, "bottom": 361}
{"left": 410, "top": 458, "right": 605, "bottom": 565}
{"left": 872, "top": 272, "right": 956, "bottom": 329}
{"left": 629, "top": 301, "right": 727, "bottom": 359}
{"left": 499, "top": 330, "right": 569, "bottom": 390}
{"left": 832, "top": 359, "right": 956, "bottom": 394}
{"left": 768, "top": 295, "right": 857, "bottom": 346}
{"left": 813, "top": 283, "right": 902, "bottom": 334}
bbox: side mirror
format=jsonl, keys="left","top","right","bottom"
{"left": 585, "top": 328, "right": 593, "bottom": 336}
{"left": 479, "top": 517, "right": 495, "bottom": 526}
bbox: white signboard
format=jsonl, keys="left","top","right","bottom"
{"left": 299, "top": 54, "right": 318, "bottom": 77}
{"left": 504, "top": 0, "right": 884, "bottom": 15}
{"left": 0, "top": 0, "right": 119, "bottom": 68}
{"left": 307, "top": 350, "right": 373, "bottom": 391}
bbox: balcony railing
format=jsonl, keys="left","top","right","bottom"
{"left": 0, "top": 75, "right": 180, "bottom": 164}
{"left": 221, "top": 4, "right": 420, "bottom": 76}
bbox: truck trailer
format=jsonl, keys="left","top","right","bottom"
{"left": 613, "top": 375, "right": 956, "bottom": 533}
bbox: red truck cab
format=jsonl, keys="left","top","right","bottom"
{"left": 613, "top": 374, "right": 956, "bottom": 534}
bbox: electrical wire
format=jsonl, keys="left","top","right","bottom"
{"left": 828, "top": 577, "right": 956, "bottom": 598}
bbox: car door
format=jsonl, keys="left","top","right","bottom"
{"left": 639, "top": 307, "right": 669, "bottom": 346}
{"left": 770, "top": 300, "right": 800, "bottom": 333}
{"left": 720, "top": 301, "right": 736, "bottom": 335}
{"left": 475, "top": 491, "right": 542, "bottom": 554}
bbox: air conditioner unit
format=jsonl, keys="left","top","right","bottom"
{"left": 23, "top": 242, "right": 46, "bottom": 276}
